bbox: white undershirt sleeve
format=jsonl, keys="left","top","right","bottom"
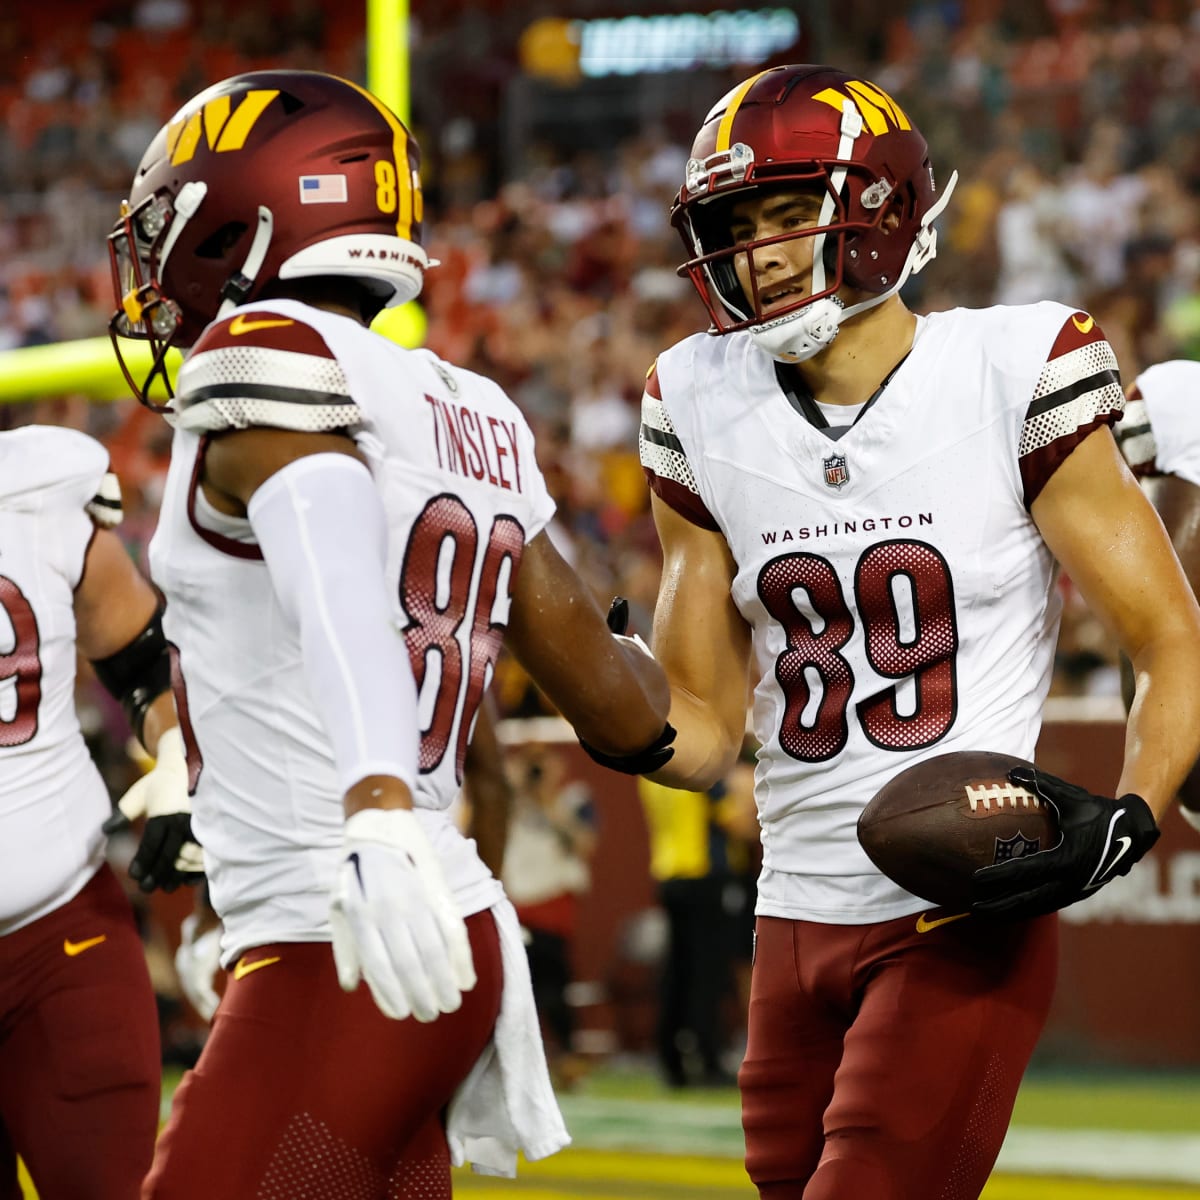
{"left": 247, "top": 452, "right": 418, "bottom": 794}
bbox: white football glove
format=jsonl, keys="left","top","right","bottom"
{"left": 174, "top": 911, "right": 223, "bottom": 1022}
{"left": 328, "top": 807, "right": 476, "bottom": 1022}
{"left": 103, "top": 727, "right": 205, "bottom": 893}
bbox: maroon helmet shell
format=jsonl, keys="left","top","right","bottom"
{"left": 672, "top": 64, "right": 940, "bottom": 335}
{"left": 108, "top": 70, "right": 428, "bottom": 405}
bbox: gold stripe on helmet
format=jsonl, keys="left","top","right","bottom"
{"left": 714, "top": 69, "right": 772, "bottom": 152}
{"left": 341, "top": 77, "right": 414, "bottom": 240}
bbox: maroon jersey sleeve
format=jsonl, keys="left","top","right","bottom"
{"left": 173, "top": 310, "right": 360, "bottom": 434}
{"left": 1018, "top": 311, "right": 1125, "bottom": 508}
{"left": 638, "top": 361, "right": 720, "bottom": 532}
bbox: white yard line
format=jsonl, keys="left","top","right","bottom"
{"left": 558, "top": 1096, "right": 1200, "bottom": 1183}
{"left": 997, "top": 1129, "right": 1200, "bottom": 1184}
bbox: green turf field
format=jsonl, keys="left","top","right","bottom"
{"left": 19, "top": 1063, "right": 1200, "bottom": 1197}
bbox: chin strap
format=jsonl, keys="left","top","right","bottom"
{"left": 216, "top": 205, "right": 274, "bottom": 317}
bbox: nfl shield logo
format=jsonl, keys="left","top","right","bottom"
{"left": 992, "top": 831, "right": 1041, "bottom": 863}
{"left": 823, "top": 453, "right": 849, "bottom": 490}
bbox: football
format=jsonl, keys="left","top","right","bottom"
{"left": 857, "top": 750, "right": 1058, "bottom": 910}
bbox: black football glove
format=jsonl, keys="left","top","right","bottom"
{"left": 971, "top": 766, "right": 1159, "bottom": 920}
{"left": 102, "top": 728, "right": 204, "bottom": 893}
{"left": 578, "top": 597, "right": 676, "bottom": 775}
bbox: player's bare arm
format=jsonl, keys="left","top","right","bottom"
{"left": 645, "top": 492, "right": 752, "bottom": 791}
{"left": 504, "top": 529, "right": 670, "bottom": 757}
{"left": 462, "top": 697, "right": 513, "bottom": 876}
{"left": 75, "top": 533, "right": 175, "bottom": 758}
{"left": 77, "top": 525, "right": 202, "bottom": 890}
{"left": 200, "top": 425, "right": 366, "bottom": 516}
{"left": 1140, "top": 471, "right": 1200, "bottom": 817}
{"left": 1033, "top": 426, "right": 1200, "bottom": 818}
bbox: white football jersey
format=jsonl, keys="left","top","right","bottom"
{"left": 0, "top": 426, "right": 122, "bottom": 934}
{"left": 150, "top": 300, "right": 556, "bottom": 963}
{"left": 1116, "top": 359, "right": 1200, "bottom": 486}
{"left": 641, "top": 303, "right": 1124, "bottom": 923}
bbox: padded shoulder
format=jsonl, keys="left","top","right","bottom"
{"left": 0, "top": 425, "right": 119, "bottom": 522}
{"left": 173, "top": 308, "right": 362, "bottom": 434}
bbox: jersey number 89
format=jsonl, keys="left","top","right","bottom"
{"left": 759, "top": 539, "right": 959, "bottom": 762}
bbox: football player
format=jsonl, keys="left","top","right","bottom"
{"left": 629, "top": 64, "right": 1200, "bottom": 1198}
{"left": 107, "top": 70, "right": 670, "bottom": 1198}
{"left": 0, "top": 425, "right": 196, "bottom": 1199}
{"left": 1116, "top": 360, "right": 1200, "bottom": 832}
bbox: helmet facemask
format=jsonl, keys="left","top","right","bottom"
{"left": 107, "top": 191, "right": 189, "bottom": 412}
{"left": 677, "top": 163, "right": 887, "bottom": 335}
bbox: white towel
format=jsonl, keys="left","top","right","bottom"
{"left": 445, "top": 897, "right": 572, "bottom": 1177}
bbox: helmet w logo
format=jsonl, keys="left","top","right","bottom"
{"left": 167, "top": 90, "right": 280, "bottom": 166}
{"left": 813, "top": 80, "right": 911, "bottom": 134}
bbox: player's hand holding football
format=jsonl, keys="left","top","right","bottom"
{"left": 328, "top": 807, "right": 476, "bottom": 1022}
{"left": 971, "top": 767, "right": 1159, "bottom": 919}
{"left": 103, "top": 727, "right": 205, "bottom": 893}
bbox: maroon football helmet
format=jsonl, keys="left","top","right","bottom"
{"left": 108, "top": 69, "right": 431, "bottom": 407}
{"left": 672, "top": 64, "right": 954, "bottom": 361}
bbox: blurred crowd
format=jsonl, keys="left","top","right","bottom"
{"left": 3, "top": 0, "right": 1198, "bottom": 1057}
{"left": 5, "top": 0, "right": 1198, "bottom": 714}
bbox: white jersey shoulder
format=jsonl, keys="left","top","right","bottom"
{"left": 1118, "top": 359, "right": 1200, "bottom": 487}
{"left": 172, "top": 305, "right": 360, "bottom": 434}
{"left": 0, "top": 425, "right": 122, "bottom": 527}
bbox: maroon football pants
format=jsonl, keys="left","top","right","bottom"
{"left": 0, "top": 863, "right": 161, "bottom": 1200}
{"left": 144, "top": 909, "right": 503, "bottom": 1199}
{"left": 741, "top": 909, "right": 1058, "bottom": 1200}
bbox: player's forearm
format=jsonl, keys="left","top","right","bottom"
{"left": 344, "top": 775, "right": 414, "bottom": 817}
{"left": 646, "top": 685, "right": 741, "bottom": 791}
{"left": 534, "top": 638, "right": 671, "bottom": 757}
{"left": 1120, "top": 634, "right": 1200, "bottom": 819}
{"left": 138, "top": 690, "right": 179, "bottom": 758}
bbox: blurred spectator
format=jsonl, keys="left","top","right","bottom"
{"left": 637, "top": 774, "right": 754, "bottom": 1089}
{"left": 502, "top": 745, "right": 597, "bottom": 1090}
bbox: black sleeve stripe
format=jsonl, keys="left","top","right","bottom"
{"left": 1114, "top": 421, "right": 1152, "bottom": 441}
{"left": 640, "top": 422, "right": 686, "bottom": 455}
{"left": 1025, "top": 368, "right": 1121, "bottom": 421}
{"left": 183, "top": 381, "right": 355, "bottom": 408}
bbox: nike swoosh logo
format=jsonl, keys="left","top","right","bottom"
{"left": 233, "top": 955, "right": 281, "bottom": 981}
{"left": 1071, "top": 313, "right": 1095, "bottom": 334}
{"left": 915, "top": 911, "right": 970, "bottom": 934}
{"left": 1087, "top": 834, "right": 1132, "bottom": 890}
{"left": 64, "top": 935, "right": 107, "bottom": 956}
{"left": 228, "top": 314, "right": 294, "bottom": 336}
